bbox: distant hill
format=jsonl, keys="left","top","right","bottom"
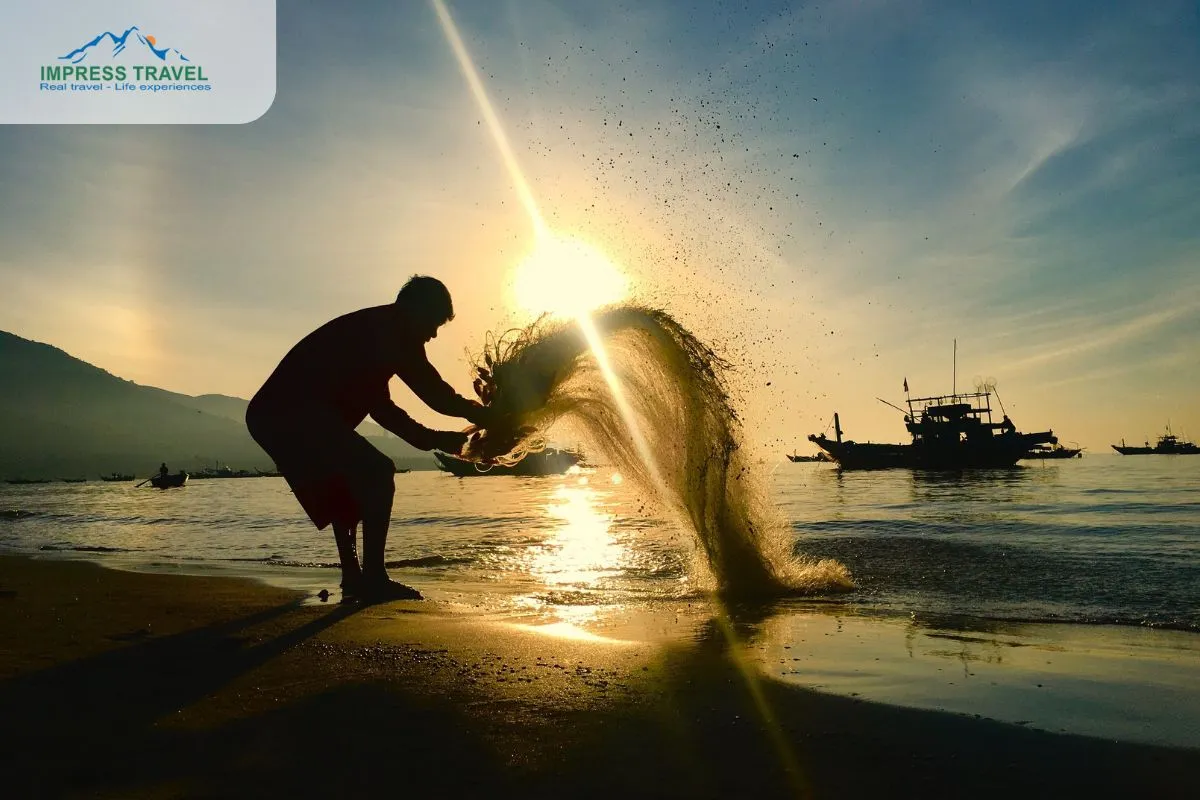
{"left": 0, "top": 330, "right": 436, "bottom": 479}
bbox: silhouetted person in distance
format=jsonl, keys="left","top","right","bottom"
{"left": 246, "top": 276, "right": 496, "bottom": 602}
{"left": 159, "top": 462, "right": 169, "bottom": 478}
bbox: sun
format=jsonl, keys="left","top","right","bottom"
{"left": 512, "top": 233, "right": 629, "bottom": 318}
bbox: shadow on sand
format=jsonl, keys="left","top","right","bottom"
{"left": 0, "top": 600, "right": 502, "bottom": 797}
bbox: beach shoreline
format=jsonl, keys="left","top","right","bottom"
{"left": 19, "top": 545, "right": 1200, "bottom": 749}
{"left": 1, "top": 554, "right": 1197, "bottom": 798}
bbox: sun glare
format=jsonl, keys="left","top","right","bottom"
{"left": 513, "top": 233, "right": 629, "bottom": 318}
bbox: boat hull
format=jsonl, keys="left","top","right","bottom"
{"left": 1022, "top": 447, "right": 1081, "bottom": 460}
{"left": 434, "top": 449, "right": 582, "bottom": 477}
{"left": 809, "top": 432, "right": 1056, "bottom": 470}
{"left": 1112, "top": 445, "right": 1199, "bottom": 455}
{"left": 149, "top": 472, "right": 189, "bottom": 489}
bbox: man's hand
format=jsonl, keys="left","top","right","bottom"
{"left": 430, "top": 430, "right": 469, "bottom": 455}
{"left": 466, "top": 402, "right": 505, "bottom": 430}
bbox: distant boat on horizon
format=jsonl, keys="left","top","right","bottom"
{"left": 1021, "top": 443, "right": 1082, "bottom": 460}
{"left": 786, "top": 452, "right": 830, "bottom": 462}
{"left": 1112, "top": 428, "right": 1199, "bottom": 455}
{"left": 189, "top": 466, "right": 280, "bottom": 479}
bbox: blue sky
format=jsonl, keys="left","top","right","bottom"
{"left": 1, "top": 0, "right": 1197, "bottom": 451}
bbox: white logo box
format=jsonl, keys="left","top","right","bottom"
{"left": 1, "top": 0, "right": 276, "bottom": 124}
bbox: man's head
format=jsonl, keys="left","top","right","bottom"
{"left": 395, "top": 275, "right": 454, "bottom": 342}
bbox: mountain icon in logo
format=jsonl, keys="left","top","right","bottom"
{"left": 59, "top": 26, "right": 190, "bottom": 64}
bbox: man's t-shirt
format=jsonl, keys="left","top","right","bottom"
{"left": 250, "top": 304, "right": 475, "bottom": 427}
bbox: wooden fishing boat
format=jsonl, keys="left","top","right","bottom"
{"left": 149, "top": 471, "right": 189, "bottom": 489}
{"left": 809, "top": 388, "right": 1056, "bottom": 470}
{"left": 1112, "top": 428, "right": 1199, "bottom": 455}
{"left": 433, "top": 448, "right": 583, "bottom": 477}
{"left": 1021, "top": 444, "right": 1082, "bottom": 460}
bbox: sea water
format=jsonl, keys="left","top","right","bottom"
{"left": 1, "top": 454, "right": 1195, "bottom": 629}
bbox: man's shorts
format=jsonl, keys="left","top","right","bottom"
{"left": 246, "top": 403, "right": 388, "bottom": 530}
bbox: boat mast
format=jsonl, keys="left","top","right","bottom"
{"left": 952, "top": 339, "right": 957, "bottom": 402}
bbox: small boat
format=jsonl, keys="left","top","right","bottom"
{"left": 100, "top": 473, "right": 134, "bottom": 482}
{"left": 808, "top": 387, "right": 1056, "bottom": 470}
{"left": 786, "top": 452, "right": 829, "bottom": 462}
{"left": 4, "top": 478, "right": 52, "bottom": 485}
{"left": 1112, "top": 428, "right": 1199, "bottom": 455}
{"left": 148, "top": 471, "right": 189, "bottom": 489}
{"left": 434, "top": 448, "right": 583, "bottom": 477}
{"left": 1021, "top": 443, "right": 1082, "bottom": 460}
{"left": 190, "top": 466, "right": 259, "bottom": 479}
{"left": 60, "top": 477, "right": 89, "bottom": 482}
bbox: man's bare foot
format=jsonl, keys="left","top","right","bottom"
{"left": 339, "top": 572, "right": 365, "bottom": 603}
{"left": 359, "top": 577, "right": 424, "bottom": 603}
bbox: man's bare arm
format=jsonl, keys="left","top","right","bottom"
{"left": 369, "top": 398, "right": 466, "bottom": 454}
{"left": 395, "top": 352, "right": 490, "bottom": 425}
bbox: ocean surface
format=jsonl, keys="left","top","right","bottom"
{"left": 2, "top": 454, "right": 1197, "bottom": 632}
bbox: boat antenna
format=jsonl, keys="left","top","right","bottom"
{"left": 952, "top": 338, "right": 957, "bottom": 401}
{"left": 876, "top": 397, "right": 908, "bottom": 415}
{"left": 992, "top": 386, "right": 1008, "bottom": 417}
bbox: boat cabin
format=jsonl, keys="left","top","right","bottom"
{"left": 903, "top": 392, "right": 1015, "bottom": 444}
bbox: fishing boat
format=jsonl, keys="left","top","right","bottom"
{"left": 100, "top": 473, "right": 134, "bottom": 482}
{"left": 786, "top": 452, "right": 829, "bottom": 462}
{"left": 1112, "top": 428, "right": 1199, "bottom": 455}
{"left": 433, "top": 448, "right": 583, "bottom": 477}
{"left": 190, "top": 465, "right": 260, "bottom": 479}
{"left": 808, "top": 389, "right": 1056, "bottom": 470}
{"left": 148, "top": 471, "right": 189, "bottom": 489}
{"left": 1021, "top": 443, "right": 1082, "bottom": 460}
{"left": 4, "top": 478, "right": 52, "bottom": 485}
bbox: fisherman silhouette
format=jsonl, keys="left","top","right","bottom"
{"left": 246, "top": 276, "right": 498, "bottom": 602}
{"left": 159, "top": 462, "right": 169, "bottom": 477}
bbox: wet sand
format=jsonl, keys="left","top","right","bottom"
{"left": 1, "top": 554, "right": 1197, "bottom": 799}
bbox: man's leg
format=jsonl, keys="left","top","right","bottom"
{"left": 354, "top": 442, "right": 422, "bottom": 601}
{"left": 332, "top": 521, "right": 362, "bottom": 594}
{"left": 359, "top": 494, "right": 392, "bottom": 585}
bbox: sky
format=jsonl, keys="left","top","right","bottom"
{"left": 1, "top": 0, "right": 1198, "bottom": 453}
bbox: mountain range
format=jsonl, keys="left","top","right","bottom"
{"left": 0, "top": 330, "right": 435, "bottom": 480}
